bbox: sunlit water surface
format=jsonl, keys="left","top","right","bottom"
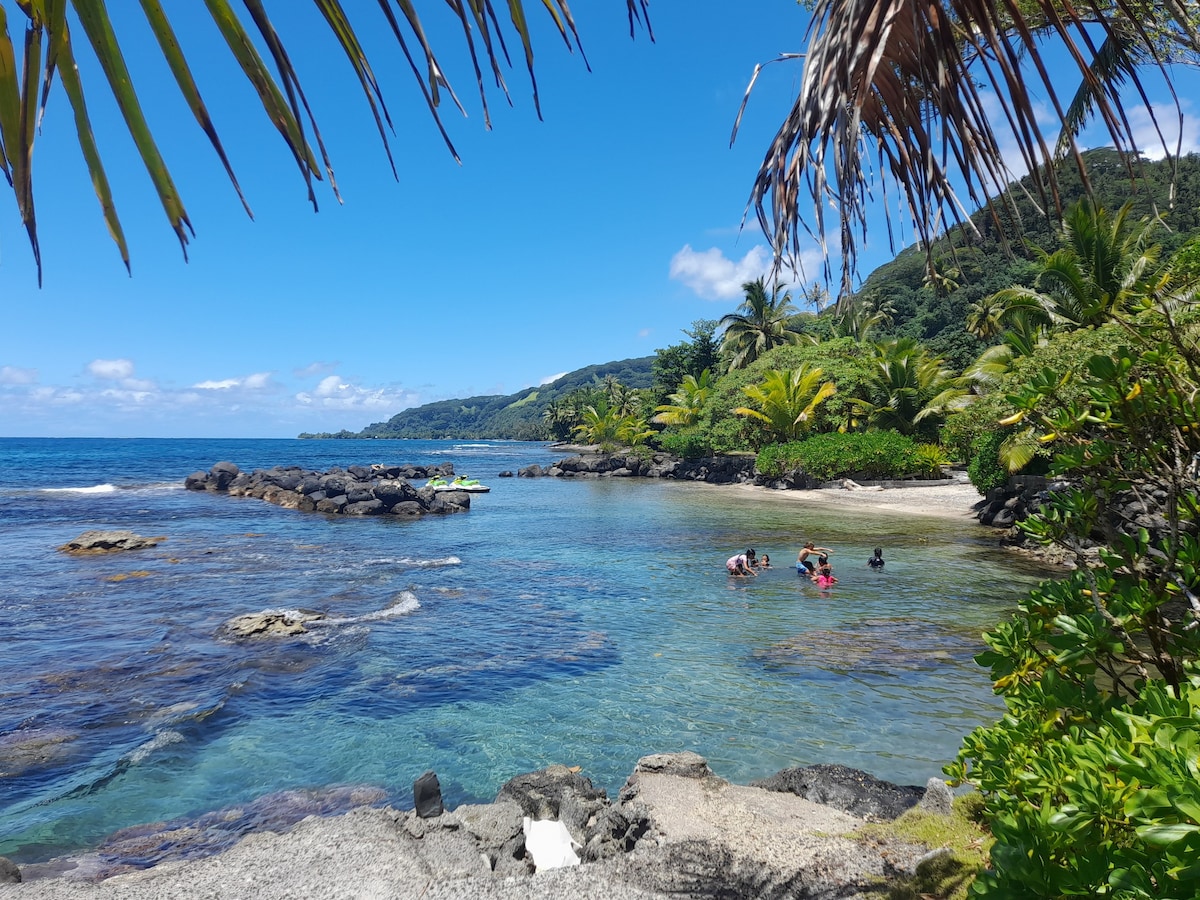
{"left": 0, "top": 438, "right": 1048, "bottom": 866}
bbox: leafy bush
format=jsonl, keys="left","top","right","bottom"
{"left": 755, "top": 441, "right": 805, "bottom": 479}
{"left": 966, "top": 430, "right": 1008, "bottom": 495}
{"left": 755, "top": 431, "right": 925, "bottom": 481}
{"left": 914, "top": 443, "right": 951, "bottom": 478}
{"left": 657, "top": 427, "right": 711, "bottom": 459}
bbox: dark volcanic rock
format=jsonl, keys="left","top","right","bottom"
{"left": 187, "top": 461, "right": 476, "bottom": 520}
{"left": 414, "top": 770, "right": 444, "bottom": 818}
{"left": 496, "top": 764, "right": 608, "bottom": 821}
{"left": 751, "top": 763, "right": 923, "bottom": 820}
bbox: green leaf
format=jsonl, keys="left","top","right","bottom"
{"left": 1137, "top": 823, "right": 1200, "bottom": 846}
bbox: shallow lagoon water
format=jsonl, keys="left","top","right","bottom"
{"left": 0, "top": 438, "right": 1046, "bottom": 865}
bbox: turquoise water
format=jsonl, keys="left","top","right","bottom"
{"left": 0, "top": 438, "right": 1045, "bottom": 866}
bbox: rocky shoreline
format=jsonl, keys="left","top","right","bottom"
{"left": 1, "top": 753, "right": 970, "bottom": 899}
{"left": 184, "top": 461, "right": 474, "bottom": 516}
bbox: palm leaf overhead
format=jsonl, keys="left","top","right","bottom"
{"left": 733, "top": 0, "right": 1200, "bottom": 297}
{"left": 0, "top": 0, "right": 652, "bottom": 283}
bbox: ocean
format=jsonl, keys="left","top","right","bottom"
{"left": 0, "top": 438, "right": 1041, "bottom": 870}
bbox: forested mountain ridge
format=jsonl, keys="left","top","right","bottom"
{"left": 300, "top": 356, "right": 655, "bottom": 440}
{"left": 301, "top": 150, "right": 1200, "bottom": 442}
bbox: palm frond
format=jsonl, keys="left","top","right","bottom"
{"left": 3, "top": 1, "right": 652, "bottom": 282}
{"left": 735, "top": 0, "right": 1197, "bottom": 297}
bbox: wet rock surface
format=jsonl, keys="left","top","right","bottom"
{"left": 184, "top": 461, "right": 474, "bottom": 518}
{"left": 57, "top": 531, "right": 165, "bottom": 554}
{"left": 751, "top": 763, "right": 925, "bottom": 821}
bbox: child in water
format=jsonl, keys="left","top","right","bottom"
{"left": 867, "top": 547, "right": 885, "bottom": 569}
{"left": 814, "top": 564, "right": 838, "bottom": 589}
{"left": 726, "top": 550, "right": 757, "bottom": 577}
{"left": 797, "top": 541, "right": 833, "bottom": 575}
{"left": 758, "top": 554, "right": 772, "bottom": 569}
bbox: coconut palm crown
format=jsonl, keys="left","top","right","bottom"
{"left": 718, "top": 277, "right": 803, "bottom": 371}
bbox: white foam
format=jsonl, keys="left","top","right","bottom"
{"left": 317, "top": 592, "right": 421, "bottom": 626}
{"left": 128, "top": 730, "right": 185, "bottom": 764}
{"left": 40, "top": 483, "right": 117, "bottom": 494}
{"left": 397, "top": 556, "right": 461, "bottom": 568}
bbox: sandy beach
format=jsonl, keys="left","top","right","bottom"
{"left": 720, "top": 476, "right": 983, "bottom": 522}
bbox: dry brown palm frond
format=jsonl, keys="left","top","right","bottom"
{"left": 733, "top": 0, "right": 1198, "bottom": 301}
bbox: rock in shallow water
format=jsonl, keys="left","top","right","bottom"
{"left": 57, "top": 530, "right": 165, "bottom": 554}
{"left": 218, "top": 610, "right": 327, "bottom": 639}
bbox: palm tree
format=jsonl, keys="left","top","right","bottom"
{"left": 734, "top": 365, "right": 836, "bottom": 444}
{"left": 734, "top": 1, "right": 1198, "bottom": 293}
{"left": 652, "top": 370, "right": 713, "bottom": 427}
{"left": 965, "top": 296, "right": 1006, "bottom": 341}
{"left": 719, "top": 278, "right": 803, "bottom": 370}
{"left": 988, "top": 201, "right": 1163, "bottom": 331}
{"left": 0, "top": 1, "right": 651, "bottom": 283}
{"left": 852, "top": 339, "right": 970, "bottom": 438}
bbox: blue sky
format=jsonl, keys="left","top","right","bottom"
{"left": 1, "top": 2, "right": 1197, "bottom": 437}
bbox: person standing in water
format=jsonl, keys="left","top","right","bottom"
{"left": 797, "top": 541, "right": 832, "bottom": 575}
{"left": 867, "top": 547, "right": 885, "bottom": 569}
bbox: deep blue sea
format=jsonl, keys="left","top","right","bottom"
{"left": 0, "top": 438, "right": 1045, "bottom": 870}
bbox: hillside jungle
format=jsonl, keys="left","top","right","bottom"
{"left": 306, "top": 149, "right": 1200, "bottom": 897}
{"left": 307, "top": 150, "right": 1200, "bottom": 494}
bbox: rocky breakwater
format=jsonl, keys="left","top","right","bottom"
{"left": 184, "top": 461, "right": 473, "bottom": 517}
{"left": 519, "top": 450, "right": 757, "bottom": 485}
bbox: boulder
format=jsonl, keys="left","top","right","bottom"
{"left": 917, "top": 777, "right": 954, "bottom": 816}
{"left": 344, "top": 499, "right": 385, "bottom": 516}
{"left": 316, "top": 495, "right": 348, "bottom": 514}
{"left": 414, "top": 770, "right": 444, "bottom": 818}
{"left": 495, "top": 764, "right": 607, "bottom": 821}
{"left": 0, "top": 857, "right": 20, "bottom": 884}
{"left": 428, "top": 491, "right": 470, "bottom": 514}
{"left": 750, "top": 763, "right": 923, "bottom": 821}
{"left": 58, "top": 530, "right": 165, "bottom": 554}
{"left": 390, "top": 502, "right": 424, "bottom": 517}
{"left": 634, "top": 751, "right": 715, "bottom": 780}
{"left": 219, "top": 610, "right": 326, "bottom": 639}
{"left": 518, "top": 465, "right": 545, "bottom": 478}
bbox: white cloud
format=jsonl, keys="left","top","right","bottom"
{"left": 669, "top": 245, "right": 771, "bottom": 300}
{"left": 3, "top": 359, "right": 419, "bottom": 437}
{"left": 539, "top": 371, "right": 568, "bottom": 386}
{"left": 295, "top": 376, "right": 418, "bottom": 412}
{"left": 193, "top": 372, "right": 275, "bottom": 391}
{"left": 637, "top": 328, "right": 652, "bottom": 339}
{"left": 1126, "top": 100, "right": 1200, "bottom": 159}
{"left": 88, "top": 358, "right": 134, "bottom": 380}
{"left": 0, "top": 365, "right": 36, "bottom": 385}
{"left": 194, "top": 378, "right": 240, "bottom": 390}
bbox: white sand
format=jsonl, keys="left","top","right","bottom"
{"left": 712, "top": 478, "right": 983, "bottom": 522}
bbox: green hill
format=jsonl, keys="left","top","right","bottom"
{"left": 301, "top": 356, "right": 655, "bottom": 440}
{"left": 302, "top": 150, "right": 1200, "bottom": 441}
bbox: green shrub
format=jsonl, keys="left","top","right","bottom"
{"left": 914, "top": 443, "right": 951, "bottom": 478}
{"left": 756, "top": 431, "right": 924, "bottom": 481}
{"left": 966, "top": 430, "right": 1008, "bottom": 495}
{"left": 657, "top": 427, "right": 711, "bottom": 459}
{"left": 755, "top": 441, "right": 805, "bottom": 478}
